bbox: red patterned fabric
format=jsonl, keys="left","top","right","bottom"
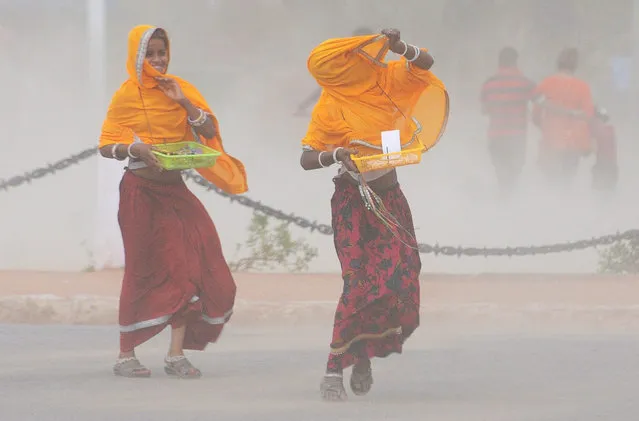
{"left": 327, "top": 178, "right": 421, "bottom": 371}
{"left": 117, "top": 171, "right": 236, "bottom": 352}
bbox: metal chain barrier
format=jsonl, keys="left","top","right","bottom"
{"left": 182, "top": 171, "right": 334, "bottom": 235}
{"left": 0, "top": 147, "right": 98, "bottom": 191}
{"left": 182, "top": 171, "right": 639, "bottom": 257}
{"left": 4, "top": 148, "right": 638, "bottom": 257}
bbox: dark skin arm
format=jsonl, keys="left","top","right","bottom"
{"left": 382, "top": 28, "right": 434, "bottom": 70}
{"left": 300, "top": 148, "right": 358, "bottom": 172}
{"left": 99, "top": 143, "right": 162, "bottom": 170}
{"left": 156, "top": 77, "right": 216, "bottom": 140}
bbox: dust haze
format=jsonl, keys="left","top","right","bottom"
{"left": 0, "top": 0, "right": 637, "bottom": 274}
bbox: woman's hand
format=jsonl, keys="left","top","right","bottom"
{"left": 131, "top": 143, "right": 163, "bottom": 171}
{"left": 381, "top": 27, "right": 433, "bottom": 69}
{"left": 381, "top": 28, "right": 404, "bottom": 54}
{"left": 156, "top": 77, "right": 187, "bottom": 104}
{"left": 335, "top": 148, "right": 359, "bottom": 173}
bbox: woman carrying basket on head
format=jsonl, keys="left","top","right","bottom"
{"left": 98, "top": 25, "right": 248, "bottom": 379}
{"left": 299, "top": 28, "right": 449, "bottom": 401}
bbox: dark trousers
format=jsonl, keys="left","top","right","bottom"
{"left": 488, "top": 136, "right": 526, "bottom": 196}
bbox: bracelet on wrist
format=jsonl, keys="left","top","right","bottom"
{"left": 332, "top": 147, "right": 343, "bottom": 164}
{"left": 188, "top": 108, "right": 207, "bottom": 127}
{"left": 127, "top": 143, "right": 139, "bottom": 159}
{"left": 398, "top": 40, "right": 408, "bottom": 56}
{"left": 407, "top": 45, "right": 421, "bottom": 62}
{"left": 318, "top": 151, "right": 329, "bottom": 168}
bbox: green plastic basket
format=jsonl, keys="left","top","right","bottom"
{"left": 152, "top": 141, "right": 221, "bottom": 170}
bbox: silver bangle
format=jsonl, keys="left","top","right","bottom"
{"left": 127, "top": 143, "right": 138, "bottom": 159}
{"left": 318, "top": 151, "right": 329, "bottom": 168}
{"left": 332, "top": 147, "right": 343, "bottom": 164}
{"left": 399, "top": 40, "right": 408, "bottom": 56}
{"left": 110, "top": 143, "right": 120, "bottom": 159}
{"left": 188, "top": 108, "right": 207, "bottom": 127}
{"left": 193, "top": 113, "right": 208, "bottom": 127}
{"left": 407, "top": 45, "right": 421, "bottom": 63}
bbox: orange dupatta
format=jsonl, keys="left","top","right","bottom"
{"left": 99, "top": 25, "right": 248, "bottom": 195}
{"left": 301, "top": 34, "right": 449, "bottom": 157}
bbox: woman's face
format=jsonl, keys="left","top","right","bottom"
{"left": 146, "top": 38, "right": 168, "bottom": 74}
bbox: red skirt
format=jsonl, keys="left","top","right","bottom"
{"left": 329, "top": 177, "right": 421, "bottom": 369}
{"left": 117, "top": 171, "right": 236, "bottom": 352}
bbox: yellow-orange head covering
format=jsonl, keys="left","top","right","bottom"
{"left": 307, "top": 35, "right": 388, "bottom": 98}
{"left": 302, "top": 34, "right": 449, "bottom": 157}
{"left": 99, "top": 25, "right": 247, "bottom": 195}
{"left": 126, "top": 24, "right": 168, "bottom": 89}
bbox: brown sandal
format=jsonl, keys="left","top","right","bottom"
{"left": 350, "top": 361, "right": 373, "bottom": 396}
{"left": 113, "top": 357, "right": 151, "bottom": 378}
{"left": 164, "top": 355, "right": 202, "bottom": 379}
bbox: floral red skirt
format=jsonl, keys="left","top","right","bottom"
{"left": 327, "top": 177, "right": 421, "bottom": 370}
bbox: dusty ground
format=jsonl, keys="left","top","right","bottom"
{"left": 3, "top": 271, "right": 639, "bottom": 420}
{"left": 4, "top": 324, "right": 639, "bottom": 421}
{"left": 2, "top": 270, "right": 639, "bottom": 332}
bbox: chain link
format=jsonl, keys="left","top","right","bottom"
{"left": 0, "top": 147, "right": 98, "bottom": 191}
{"left": 182, "top": 171, "right": 335, "bottom": 236}
{"left": 183, "top": 171, "right": 639, "bottom": 257}
{"left": 3, "top": 148, "right": 637, "bottom": 257}
{"left": 416, "top": 230, "right": 639, "bottom": 257}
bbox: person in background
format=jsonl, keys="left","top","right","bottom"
{"left": 99, "top": 25, "right": 247, "bottom": 379}
{"left": 480, "top": 47, "right": 536, "bottom": 196}
{"left": 532, "top": 48, "right": 594, "bottom": 187}
{"left": 299, "top": 28, "right": 448, "bottom": 401}
{"left": 591, "top": 106, "right": 618, "bottom": 194}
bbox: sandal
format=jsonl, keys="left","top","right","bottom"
{"left": 164, "top": 355, "right": 202, "bottom": 379}
{"left": 350, "top": 361, "right": 373, "bottom": 396}
{"left": 113, "top": 357, "right": 151, "bottom": 378}
{"left": 320, "top": 373, "right": 348, "bottom": 402}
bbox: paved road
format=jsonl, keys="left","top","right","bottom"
{"left": 1, "top": 324, "right": 638, "bottom": 421}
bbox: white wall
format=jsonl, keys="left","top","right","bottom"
{"left": 0, "top": 0, "right": 636, "bottom": 273}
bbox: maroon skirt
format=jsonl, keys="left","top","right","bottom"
{"left": 117, "top": 171, "right": 236, "bottom": 352}
{"left": 328, "top": 177, "right": 421, "bottom": 369}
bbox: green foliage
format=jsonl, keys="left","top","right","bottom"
{"left": 81, "top": 240, "right": 96, "bottom": 272}
{"left": 228, "top": 211, "right": 319, "bottom": 273}
{"left": 597, "top": 238, "right": 639, "bottom": 274}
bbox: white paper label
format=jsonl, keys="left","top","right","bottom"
{"left": 381, "top": 129, "right": 401, "bottom": 159}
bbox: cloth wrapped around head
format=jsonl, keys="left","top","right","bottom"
{"left": 301, "top": 34, "right": 449, "bottom": 156}
{"left": 99, "top": 24, "right": 247, "bottom": 195}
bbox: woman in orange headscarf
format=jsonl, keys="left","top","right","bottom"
{"left": 98, "top": 25, "right": 247, "bottom": 379}
{"left": 299, "top": 28, "right": 448, "bottom": 401}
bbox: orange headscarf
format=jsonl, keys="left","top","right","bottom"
{"left": 99, "top": 25, "right": 248, "bottom": 195}
{"left": 301, "top": 34, "right": 449, "bottom": 156}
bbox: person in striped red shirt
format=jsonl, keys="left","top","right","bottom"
{"left": 480, "top": 47, "right": 536, "bottom": 196}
